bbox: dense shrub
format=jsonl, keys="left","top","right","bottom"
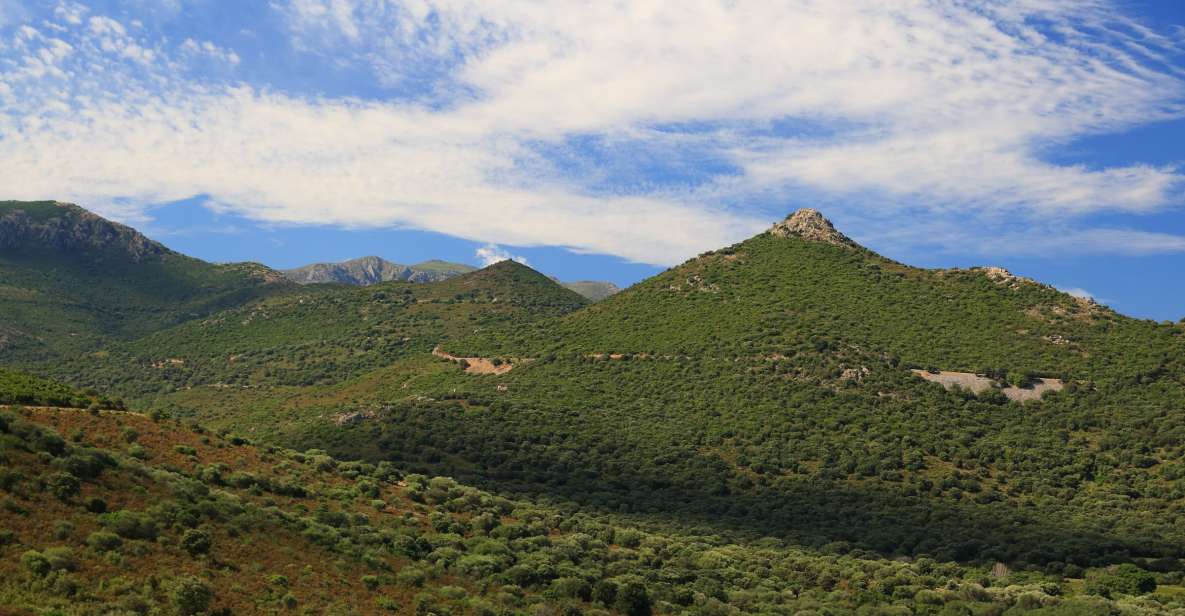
{"left": 180, "top": 529, "right": 212, "bottom": 557}
{"left": 1085, "top": 564, "right": 1157, "bottom": 597}
{"left": 169, "top": 576, "right": 213, "bottom": 615}
{"left": 101, "top": 510, "right": 159, "bottom": 541}
{"left": 87, "top": 531, "right": 123, "bottom": 552}
{"left": 44, "top": 472, "right": 81, "bottom": 501}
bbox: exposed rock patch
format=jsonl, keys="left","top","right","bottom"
{"left": 911, "top": 369, "right": 1064, "bottom": 403}
{"left": 334, "top": 409, "right": 377, "bottom": 426}
{"left": 433, "top": 346, "right": 518, "bottom": 375}
{"left": 769, "top": 209, "right": 857, "bottom": 248}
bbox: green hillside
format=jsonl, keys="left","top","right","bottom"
{"left": 1, "top": 401, "right": 1178, "bottom": 614}
{"left": 243, "top": 212, "right": 1185, "bottom": 576}
{"left": 0, "top": 368, "right": 122, "bottom": 410}
{"left": 46, "top": 260, "right": 588, "bottom": 401}
{"left": 455, "top": 210, "right": 1176, "bottom": 383}
{"left": 6, "top": 204, "right": 1185, "bottom": 613}
{"left": 0, "top": 201, "right": 292, "bottom": 362}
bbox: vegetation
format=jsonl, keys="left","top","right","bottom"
{"left": 0, "top": 368, "right": 123, "bottom": 409}
{"left": 45, "top": 259, "right": 587, "bottom": 397}
{"left": 0, "top": 201, "right": 291, "bottom": 362}
{"left": 3, "top": 406, "right": 1182, "bottom": 614}
{"left": 4, "top": 203, "right": 1185, "bottom": 613}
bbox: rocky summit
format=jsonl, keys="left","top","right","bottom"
{"left": 769, "top": 208, "right": 857, "bottom": 248}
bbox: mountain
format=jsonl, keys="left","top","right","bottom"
{"left": 0, "top": 201, "right": 292, "bottom": 362}
{"left": 557, "top": 280, "right": 621, "bottom": 302}
{"left": 285, "top": 255, "right": 621, "bottom": 301}
{"left": 281, "top": 256, "right": 477, "bottom": 285}
{"left": 47, "top": 259, "right": 589, "bottom": 409}
{"left": 6, "top": 205, "right": 1185, "bottom": 613}
{"left": 247, "top": 209, "right": 1185, "bottom": 579}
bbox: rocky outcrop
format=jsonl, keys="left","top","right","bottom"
{"left": 0, "top": 201, "right": 169, "bottom": 262}
{"left": 769, "top": 209, "right": 857, "bottom": 248}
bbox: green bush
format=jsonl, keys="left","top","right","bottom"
{"left": 44, "top": 471, "right": 81, "bottom": 500}
{"left": 1085, "top": 564, "right": 1157, "bottom": 597}
{"left": 180, "top": 529, "right": 212, "bottom": 557}
{"left": 169, "top": 576, "right": 213, "bottom": 615}
{"left": 613, "top": 579, "right": 651, "bottom": 616}
{"left": 52, "top": 520, "right": 74, "bottom": 540}
{"left": 21, "top": 550, "right": 51, "bottom": 576}
{"left": 102, "top": 510, "right": 159, "bottom": 540}
{"left": 87, "top": 531, "right": 123, "bottom": 552}
{"left": 43, "top": 547, "right": 77, "bottom": 572}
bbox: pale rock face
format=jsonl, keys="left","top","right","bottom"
{"left": 769, "top": 208, "right": 856, "bottom": 248}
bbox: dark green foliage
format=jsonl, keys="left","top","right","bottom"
{"left": 180, "top": 528, "right": 212, "bottom": 557}
{"left": 87, "top": 531, "right": 123, "bottom": 552}
{"left": 21, "top": 550, "right": 52, "bottom": 576}
{"left": 102, "top": 510, "right": 159, "bottom": 541}
{"left": 612, "top": 579, "right": 651, "bottom": 616}
{"left": 44, "top": 471, "right": 80, "bottom": 501}
{"left": 1084, "top": 564, "right": 1157, "bottom": 597}
{"left": 169, "top": 576, "right": 213, "bottom": 615}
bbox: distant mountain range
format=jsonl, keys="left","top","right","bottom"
{"left": 281, "top": 256, "right": 477, "bottom": 285}
{"left": 282, "top": 255, "right": 621, "bottom": 301}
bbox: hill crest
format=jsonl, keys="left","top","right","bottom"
{"left": 769, "top": 208, "right": 857, "bottom": 248}
{"left": 0, "top": 200, "right": 168, "bottom": 262}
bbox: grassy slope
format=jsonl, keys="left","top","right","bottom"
{"left": 0, "top": 201, "right": 292, "bottom": 362}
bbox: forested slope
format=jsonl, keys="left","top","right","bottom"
{"left": 0, "top": 201, "right": 292, "bottom": 362}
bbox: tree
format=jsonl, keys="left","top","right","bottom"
{"left": 170, "top": 576, "right": 213, "bottom": 615}
{"left": 180, "top": 529, "right": 212, "bottom": 557}
{"left": 45, "top": 472, "right": 80, "bottom": 501}
{"left": 614, "top": 580, "right": 652, "bottom": 616}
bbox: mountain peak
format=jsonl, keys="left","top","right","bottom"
{"left": 1, "top": 200, "right": 169, "bottom": 262}
{"left": 769, "top": 208, "right": 856, "bottom": 248}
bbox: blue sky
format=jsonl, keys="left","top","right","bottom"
{"left": 0, "top": 1, "right": 1183, "bottom": 319}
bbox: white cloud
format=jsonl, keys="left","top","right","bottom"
{"left": 1058, "top": 287, "right": 1096, "bottom": 300}
{"left": 0, "top": 1, "right": 1183, "bottom": 265}
{"left": 180, "top": 38, "right": 240, "bottom": 65}
{"left": 475, "top": 244, "right": 528, "bottom": 267}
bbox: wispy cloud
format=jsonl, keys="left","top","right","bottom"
{"left": 475, "top": 244, "right": 528, "bottom": 267}
{"left": 1055, "top": 285, "right": 1115, "bottom": 306}
{"left": 0, "top": 1, "right": 1183, "bottom": 265}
